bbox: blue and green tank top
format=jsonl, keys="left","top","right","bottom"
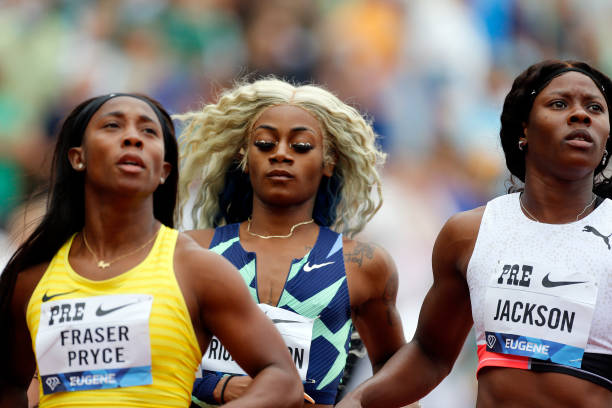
{"left": 209, "top": 223, "right": 352, "bottom": 404}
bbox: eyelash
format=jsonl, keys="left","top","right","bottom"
{"left": 588, "top": 104, "right": 604, "bottom": 112}
{"left": 550, "top": 100, "right": 566, "bottom": 109}
{"left": 290, "top": 142, "right": 314, "bottom": 153}
{"left": 103, "top": 123, "right": 158, "bottom": 135}
{"left": 254, "top": 140, "right": 277, "bottom": 150}
{"left": 549, "top": 100, "right": 605, "bottom": 113}
{"left": 253, "top": 140, "right": 314, "bottom": 153}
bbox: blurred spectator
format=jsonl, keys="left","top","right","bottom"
{"left": 2, "top": 1, "right": 611, "bottom": 405}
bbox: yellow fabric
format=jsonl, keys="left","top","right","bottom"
{"left": 26, "top": 225, "right": 202, "bottom": 407}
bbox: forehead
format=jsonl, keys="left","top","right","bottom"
{"left": 539, "top": 71, "right": 605, "bottom": 100}
{"left": 89, "top": 96, "right": 161, "bottom": 126}
{"left": 253, "top": 104, "right": 322, "bottom": 133}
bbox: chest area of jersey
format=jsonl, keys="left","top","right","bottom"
{"left": 35, "top": 294, "right": 154, "bottom": 394}
{"left": 483, "top": 256, "right": 602, "bottom": 367}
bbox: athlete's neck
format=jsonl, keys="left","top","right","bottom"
{"left": 82, "top": 191, "right": 159, "bottom": 257}
{"left": 249, "top": 199, "right": 317, "bottom": 237}
{"left": 522, "top": 174, "right": 596, "bottom": 223}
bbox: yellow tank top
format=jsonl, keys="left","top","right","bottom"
{"left": 26, "top": 225, "right": 202, "bottom": 407}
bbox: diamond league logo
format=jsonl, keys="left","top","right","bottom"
{"left": 487, "top": 334, "right": 496, "bottom": 349}
{"left": 46, "top": 376, "right": 61, "bottom": 391}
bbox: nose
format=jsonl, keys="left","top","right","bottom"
{"left": 568, "top": 106, "right": 592, "bottom": 126}
{"left": 269, "top": 141, "right": 293, "bottom": 164}
{"left": 121, "top": 126, "right": 144, "bottom": 149}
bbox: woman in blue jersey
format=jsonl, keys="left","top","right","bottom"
{"left": 176, "top": 79, "right": 407, "bottom": 407}
{"left": 338, "top": 60, "right": 612, "bottom": 407}
{"left": 0, "top": 93, "right": 303, "bottom": 407}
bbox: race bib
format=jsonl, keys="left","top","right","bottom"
{"left": 36, "top": 294, "right": 154, "bottom": 394}
{"left": 201, "top": 304, "right": 314, "bottom": 380}
{"left": 484, "top": 263, "right": 598, "bottom": 367}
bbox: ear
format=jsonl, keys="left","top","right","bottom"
{"left": 322, "top": 160, "right": 335, "bottom": 178}
{"left": 521, "top": 122, "right": 528, "bottom": 140}
{"left": 161, "top": 161, "right": 172, "bottom": 182}
{"left": 68, "top": 146, "right": 86, "bottom": 171}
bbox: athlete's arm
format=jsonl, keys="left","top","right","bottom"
{"left": 175, "top": 237, "right": 303, "bottom": 408}
{"left": 0, "top": 264, "right": 46, "bottom": 408}
{"left": 344, "top": 241, "right": 406, "bottom": 374}
{"left": 338, "top": 209, "right": 482, "bottom": 407}
{"left": 184, "top": 228, "right": 215, "bottom": 249}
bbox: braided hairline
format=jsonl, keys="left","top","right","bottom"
{"left": 175, "top": 78, "right": 386, "bottom": 237}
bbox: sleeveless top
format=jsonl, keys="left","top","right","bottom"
{"left": 467, "top": 193, "right": 612, "bottom": 391}
{"left": 26, "top": 225, "right": 202, "bottom": 407}
{"left": 207, "top": 223, "right": 352, "bottom": 404}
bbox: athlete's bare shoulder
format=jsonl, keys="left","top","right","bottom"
{"left": 184, "top": 228, "right": 216, "bottom": 249}
{"left": 12, "top": 262, "right": 49, "bottom": 315}
{"left": 342, "top": 237, "right": 397, "bottom": 307}
{"left": 434, "top": 205, "right": 486, "bottom": 278}
{"left": 444, "top": 205, "right": 486, "bottom": 240}
{"left": 174, "top": 232, "right": 230, "bottom": 279}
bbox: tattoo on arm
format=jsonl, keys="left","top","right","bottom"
{"left": 383, "top": 270, "right": 399, "bottom": 326}
{"left": 344, "top": 242, "right": 375, "bottom": 267}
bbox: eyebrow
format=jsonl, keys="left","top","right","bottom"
{"left": 546, "top": 90, "right": 605, "bottom": 101}
{"left": 253, "top": 124, "right": 317, "bottom": 134}
{"left": 101, "top": 111, "right": 158, "bottom": 124}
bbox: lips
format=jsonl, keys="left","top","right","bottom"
{"left": 266, "top": 169, "right": 294, "bottom": 179}
{"left": 565, "top": 129, "right": 593, "bottom": 143}
{"left": 564, "top": 129, "right": 594, "bottom": 149}
{"left": 117, "top": 153, "right": 145, "bottom": 171}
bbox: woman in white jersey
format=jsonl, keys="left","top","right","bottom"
{"left": 338, "top": 60, "right": 612, "bottom": 407}
{"left": 0, "top": 93, "right": 302, "bottom": 407}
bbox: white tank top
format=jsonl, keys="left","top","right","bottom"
{"left": 467, "top": 192, "right": 612, "bottom": 359}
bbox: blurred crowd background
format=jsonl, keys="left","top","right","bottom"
{"left": 1, "top": 0, "right": 610, "bottom": 406}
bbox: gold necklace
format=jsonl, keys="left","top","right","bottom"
{"left": 519, "top": 193, "right": 597, "bottom": 223}
{"left": 246, "top": 217, "right": 314, "bottom": 239}
{"left": 82, "top": 227, "right": 159, "bottom": 269}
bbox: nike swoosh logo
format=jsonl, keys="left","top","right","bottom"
{"left": 303, "top": 261, "right": 334, "bottom": 272}
{"left": 96, "top": 301, "right": 139, "bottom": 317}
{"left": 42, "top": 290, "right": 78, "bottom": 302}
{"left": 542, "top": 273, "right": 587, "bottom": 288}
{"left": 272, "top": 319, "right": 303, "bottom": 324}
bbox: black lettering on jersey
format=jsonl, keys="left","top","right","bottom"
{"left": 208, "top": 338, "right": 219, "bottom": 359}
{"left": 497, "top": 264, "right": 533, "bottom": 287}
{"left": 493, "top": 299, "right": 575, "bottom": 332}
{"left": 48, "top": 303, "right": 86, "bottom": 326}
{"left": 287, "top": 346, "right": 304, "bottom": 369}
{"left": 207, "top": 338, "right": 235, "bottom": 362}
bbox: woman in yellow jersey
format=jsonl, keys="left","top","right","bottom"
{"left": 0, "top": 93, "right": 303, "bottom": 408}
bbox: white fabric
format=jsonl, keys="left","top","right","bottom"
{"left": 36, "top": 294, "right": 154, "bottom": 393}
{"left": 467, "top": 193, "right": 612, "bottom": 356}
{"left": 200, "top": 304, "right": 314, "bottom": 381}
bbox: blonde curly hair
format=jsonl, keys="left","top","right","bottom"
{"left": 175, "top": 78, "right": 386, "bottom": 237}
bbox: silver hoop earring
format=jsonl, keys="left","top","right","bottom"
{"left": 602, "top": 150, "right": 608, "bottom": 166}
{"left": 518, "top": 140, "right": 527, "bottom": 151}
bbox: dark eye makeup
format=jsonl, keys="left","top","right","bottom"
{"left": 254, "top": 140, "right": 278, "bottom": 150}
{"left": 290, "top": 142, "right": 314, "bottom": 153}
